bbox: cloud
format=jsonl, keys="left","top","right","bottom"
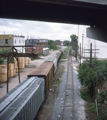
{"left": 0, "top": 18, "right": 78, "bottom": 41}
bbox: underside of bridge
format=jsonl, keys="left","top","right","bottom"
{"left": 0, "top": 0, "right": 107, "bottom": 42}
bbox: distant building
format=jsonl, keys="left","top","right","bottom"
{"left": 61, "top": 41, "right": 63, "bottom": 46}
{"left": 25, "top": 39, "right": 48, "bottom": 54}
{"left": 54, "top": 41, "right": 61, "bottom": 46}
{"left": 0, "top": 34, "right": 25, "bottom": 53}
{"left": 25, "top": 39, "right": 48, "bottom": 47}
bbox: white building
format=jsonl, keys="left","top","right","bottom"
{"left": 78, "top": 26, "right": 107, "bottom": 59}
{"left": 0, "top": 34, "right": 25, "bottom": 53}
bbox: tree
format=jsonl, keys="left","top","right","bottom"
{"left": 55, "top": 40, "right": 61, "bottom": 42}
{"left": 63, "top": 40, "right": 70, "bottom": 46}
{"left": 70, "top": 34, "right": 78, "bottom": 59}
{"left": 48, "top": 40, "right": 57, "bottom": 50}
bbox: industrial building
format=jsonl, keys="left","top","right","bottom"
{"left": 0, "top": 34, "right": 25, "bottom": 53}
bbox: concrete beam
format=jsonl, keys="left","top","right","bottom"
{"left": 86, "top": 27, "right": 107, "bottom": 43}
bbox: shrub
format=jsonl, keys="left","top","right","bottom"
{"left": 77, "top": 60, "right": 107, "bottom": 96}
{"left": 0, "top": 58, "right": 4, "bottom": 64}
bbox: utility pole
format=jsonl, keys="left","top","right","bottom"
{"left": 84, "top": 47, "right": 85, "bottom": 57}
{"left": 82, "top": 34, "right": 84, "bottom": 56}
{"left": 80, "top": 43, "right": 81, "bottom": 66}
{"left": 90, "top": 43, "right": 92, "bottom": 67}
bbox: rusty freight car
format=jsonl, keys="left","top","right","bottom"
{"left": 28, "top": 62, "right": 54, "bottom": 96}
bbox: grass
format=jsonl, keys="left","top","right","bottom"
{"left": 59, "top": 60, "right": 65, "bottom": 63}
{"left": 53, "top": 78, "right": 61, "bottom": 84}
{"left": 30, "top": 57, "right": 42, "bottom": 60}
{"left": 60, "top": 47, "right": 69, "bottom": 59}
{"left": 56, "top": 47, "right": 61, "bottom": 50}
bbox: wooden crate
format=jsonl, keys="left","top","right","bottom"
{"left": 0, "top": 65, "right": 7, "bottom": 74}
{"left": 19, "top": 63, "right": 25, "bottom": 69}
{"left": 9, "top": 63, "right": 14, "bottom": 70}
{"left": 1, "top": 73, "right": 7, "bottom": 82}
{"left": 25, "top": 57, "right": 28, "bottom": 65}
{"left": 28, "top": 58, "right": 31, "bottom": 64}
{"left": 18, "top": 57, "right": 24, "bottom": 64}
{"left": 16, "top": 68, "right": 18, "bottom": 73}
{"left": 14, "top": 69, "right": 16, "bottom": 76}
{"left": 8, "top": 69, "right": 14, "bottom": 77}
{"left": 0, "top": 73, "right": 1, "bottom": 82}
{"left": 14, "top": 58, "right": 18, "bottom": 68}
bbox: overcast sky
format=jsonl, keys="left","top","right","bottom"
{"left": 0, "top": 18, "right": 82, "bottom": 41}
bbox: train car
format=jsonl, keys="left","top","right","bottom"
{"left": 45, "top": 56, "right": 57, "bottom": 73}
{"left": 28, "top": 62, "right": 54, "bottom": 96}
{"left": 0, "top": 49, "right": 63, "bottom": 120}
{"left": 0, "top": 77, "right": 45, "bottom": 120}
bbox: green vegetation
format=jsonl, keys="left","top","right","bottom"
{"left": 55, "top": 40, "right": 61, "bottom": 42}
{"left": 57, "top": 47, "right": 61, "bottom": 50}
{"left": 10, "top": 57, "right": 14, "bottom": 63}
{"left": 78, "top": 60, "right": 107, "bottom": 96}
{"left": 97, "top": 90, "right": 107, "bottom": 104}
{"left": 78, "top": 60, "right": 107, "bottom": 119}
{"left": 80, "top": 88, "right": 92, "bottom": 101}
{"left": 0, "top": 48, "right": 9, "bottom": 64}
{"left": 0, "top": 58, "right": 4, "bottom": 65}
{"left": 48, "top": 40, "right": 61, "bottom": 50}
{"left": 53, "top": 78, "right": 61, "bottom": 84}
{"left": 60, "top": 47, "right": 69, "bottom": 59}
{"left": 70, "top": 34, "right": 78, "bottom": 58}
{"left": 59, "top": 60, "right": 65, "bottom": 63}
{"left": 63, "top": 40, "right": 70, "bottom": 46}
{"left": 0, "top": 48, "right": 9, "bottom": 54}
{"left": 30, "top": 57, "right": 42, "bottom": 60}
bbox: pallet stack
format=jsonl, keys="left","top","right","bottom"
{"left": 28, "top": 58, "right": 31, "bottom": 64}
{"left": 14, "top": 58, "right": 18, "bottom": 73}
{"left": 25, "top": 57, "right": 28, "bottom": 66}
{"left": 0, "top": 65, "right": 7, "bottom": 82}
{"left": 0, "top": 57, "right": 31, "bottom": 82}
{"left": 18, "top": 57, "right": 25, "bottom": 69}
{"left": 8, "top": 63, "right": 16, "bottom": 77}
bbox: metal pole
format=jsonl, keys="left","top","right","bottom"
{"left": 84, "top": 47, "right": 85, "bottom": 57}
{"left": 80, "top": 43, "right": 81, "bottom": 66}
{"left": 32, "top": 40, "right": 33, "bottom": 53}
{"left": 7, "top": 57, "right": 9, "bottom": 93}
{"left": 90, "top": 43, "right": 92, "bottom": 67}
{"left": 95, "top": 44, "right": 96, "bottom": 58}
{"left": 16, "top": 57, "right": 20, "bottom": 83}
{"left": 82, "top": 34, "right": 84, "bottom": 56}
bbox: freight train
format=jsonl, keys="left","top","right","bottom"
{"left": 0, "top": 49, "right": 63, "bottom": 120}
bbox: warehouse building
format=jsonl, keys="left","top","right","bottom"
{"left": 0, "top": 34, "right": 25, "bottom": 53}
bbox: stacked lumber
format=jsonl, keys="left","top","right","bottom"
{"left": 0, "top": 65, "right": 7, "bottom": 82}
{"left": 18, "top": 57, "right": 25, "bottom": 69}
{"left": 8, "top": 63, "right": 16, "bottom": 77}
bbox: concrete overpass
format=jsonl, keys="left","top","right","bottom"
{"left": 0, "top": 0, "right": 107, "bottom": 42}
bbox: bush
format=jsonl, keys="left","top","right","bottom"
{"left": 0, "top": 58, "right": 4, "bottom": 64}
{"left": 61, "top": 47, "right": 69, "bottom": 59}
{"left": 80, "top": 88, "right": 92, "bottom": 101}
{"left": 48, "top": 40, "right": 57, "bottom": 50}
{"left": 53, "top": 78, "right": 61, "bottom": 84}
{"left": 77, "top": 60, "right": 107, "bottom": 96}
{"left": 97, "top": 90, "right": 107, "bottom": 104}
{"left": 0, "top": 48, "right": 9, "bottom": 64}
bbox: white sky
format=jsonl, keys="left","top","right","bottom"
{"left": 0, "top": 18, "right": 80, "bottom": 41}
{"left": 1, "top": 18, "right": 107, "bottom": 57}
